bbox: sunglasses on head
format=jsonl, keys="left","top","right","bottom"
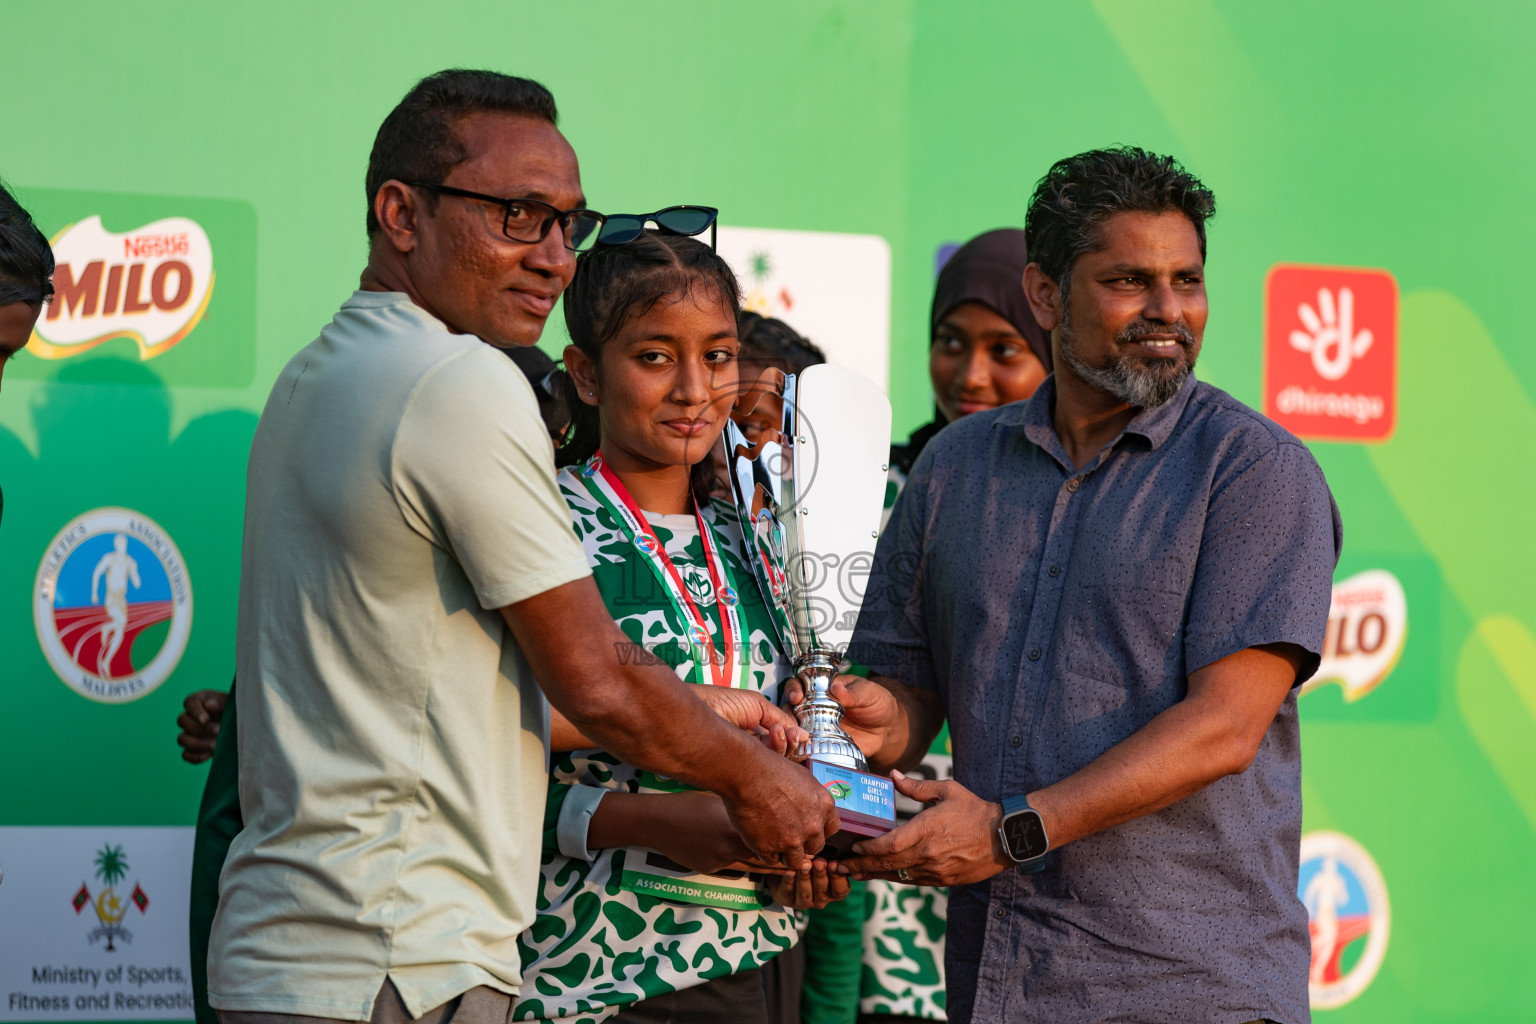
{"left": 597, "top": 206, "right": 718, "bottom": 250}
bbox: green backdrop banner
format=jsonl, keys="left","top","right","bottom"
{"left": 1, "top": 3, "right": 1532, "bottom": 1022}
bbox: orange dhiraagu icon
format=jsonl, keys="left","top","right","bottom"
{"left": 1263, "top": 264, "right": 1397, "bottom": 443}
{"left": 1302, "top": 569, "right": 1408, "bottom": 702}
{"left": 29, "top": 215, "right": 214, "bottom": 361}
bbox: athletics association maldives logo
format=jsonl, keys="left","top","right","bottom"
{"left": 1302, "top": 569, "right": 1408, "bottom": 702}
{"left": 71, "top": 843, "right": 150, "bottom": 952}
{"left": 1299, "top": 831, "right": 1391, "bottom": 1009}
{"left": 30, "top": 214, "right": 214, "bottom": 361}
{"left": 34, "top": 508, "right": 193, "bottom": 703}
{"left": 1264, "top": 264, "right": 1397, "bottom": 443}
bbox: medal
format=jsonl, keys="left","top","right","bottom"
{"left": 580, "top": 453, "right": 742, "bottom": 688}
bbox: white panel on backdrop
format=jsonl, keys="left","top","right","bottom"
{"left": 0, "top": 827, "right": 194, "bottom": 1021}
{"left": 716, "top": 226, "right": 891, "bottom": 392}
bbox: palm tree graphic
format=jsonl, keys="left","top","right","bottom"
{"left": 89, "top": 844, "right": 133, "bottom": 951}
{"left": 749, "top": 251, "right": 772, "bottom": 284}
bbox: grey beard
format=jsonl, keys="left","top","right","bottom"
{"left": 1057, "top": 319, "right": 1193, "bottom": 409}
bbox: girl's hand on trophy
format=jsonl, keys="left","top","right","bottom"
{"left": 768, "top": 857, "right": 851, "bottom": 910}
{"left": 648, "top": 791, "right": 797, "bottom": 877}
{"left": 696, "top": 687, "right": 800, "bottom": 735}
{"left": 755, "top": 720, "right": 810, "bottom": 757}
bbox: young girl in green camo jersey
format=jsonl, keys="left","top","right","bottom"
{"left": 512, "top": 230, "right": 848, "bottom": 1024}
{"left": 857, "top": 229, "right": 1051, "bottom": 1024}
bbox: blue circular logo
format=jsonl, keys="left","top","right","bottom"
{"left": 1298, "top": 831, "right": 1390, "bottom": 1009}
{"left": 34, "top": 508, "right": 193, "bottom": 703}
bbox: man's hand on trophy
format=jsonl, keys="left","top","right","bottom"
{"left": 695, "top": 686, "right": 808, "bottom": 756}
{"left": 834, "top": 771, "right": 1011, "bottom": 886}
{"left": 723, "top": 753, "right": 839, "bottom": 869}
{"left": 782, "top": 673, "right": 902, "bottom": 759}
{"left": 767, "top": 857, "right": 851, "bottom": 910}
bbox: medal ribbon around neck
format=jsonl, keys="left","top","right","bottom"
{"left": 581, "top": 453, "right": 742, "bottom": 688}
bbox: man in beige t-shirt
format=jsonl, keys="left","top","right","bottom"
{"left": 208, "top": 70, "right": 835, "bottom": 1024}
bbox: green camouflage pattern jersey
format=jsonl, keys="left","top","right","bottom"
{"left": 512, "top": 468, "right": 796, "bottom": 1024}
{"left": 860, "top": 460, "right": 951, "bottom": 1020}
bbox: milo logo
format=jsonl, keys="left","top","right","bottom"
{"left": 9, "top": 188, "right": 255, "bottom": 388}
{"left": 1303, "top": 568, "right": 1407, "bottom": 703}
{"left": 31, "top": 215, "right": 214, "bottom": 361}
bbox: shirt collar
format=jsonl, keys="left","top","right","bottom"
{"left": 999, "top": 371, "right": 1199, "bottom": 455}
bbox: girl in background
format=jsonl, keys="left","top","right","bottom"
{"left": 860, "top": 229, "right": 1050, "bottom": 1024}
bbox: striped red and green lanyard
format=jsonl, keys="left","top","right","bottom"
{"left": 579, "top": 453, "right": 742, "bottom": 688}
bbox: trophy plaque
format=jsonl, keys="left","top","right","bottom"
{"left": 723, "top": 363, "right": 896, "bottom": 856}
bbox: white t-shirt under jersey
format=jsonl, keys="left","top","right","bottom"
{"left": 209, "top": 291, "right": 592, "bottom": 1020}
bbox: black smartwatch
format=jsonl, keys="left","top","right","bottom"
{"left": 998, "top": 794, "right": 1049, "bottom": 873}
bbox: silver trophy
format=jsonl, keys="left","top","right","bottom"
{"left": 724, "top": 364, "right": 894, "bottom": 850}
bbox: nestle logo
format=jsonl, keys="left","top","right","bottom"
{"left": 1263, "top": 264, "right": 1397, "bottom": 443}
{"left": 123, "top": 233, "right": 190, "bottom": 260}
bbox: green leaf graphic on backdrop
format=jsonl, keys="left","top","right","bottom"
{"left": 1368, "top": 290, "right": 1536, "bottom": 822}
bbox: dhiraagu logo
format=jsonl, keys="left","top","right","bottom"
{"left": 11, "top": 188, "right": 255, "bottom": 387}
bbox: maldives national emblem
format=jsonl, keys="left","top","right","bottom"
{"left": 34, "top": 507, "right": 192, "bottom": 703}
{"left": 72, "top": 843, "right": 150, "bottom": 952}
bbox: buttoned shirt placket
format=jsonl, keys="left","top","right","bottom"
{"left": 977, "top": 423, "right": 1139, "bottom": 1016}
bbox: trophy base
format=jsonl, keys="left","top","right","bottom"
{"left": 806, "top": 757, "right": 897, "bottom": 857}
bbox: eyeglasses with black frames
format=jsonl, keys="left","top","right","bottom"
{"left": 405, "top": 181, "right": 605, "bottom": 252}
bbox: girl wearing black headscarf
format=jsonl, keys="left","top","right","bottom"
{"left": 887, "top": 228, "right": 1051, "bottom": 487}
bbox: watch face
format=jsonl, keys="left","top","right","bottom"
{"left": 1003, "top": 810, "right": 1048, "bottom": 861}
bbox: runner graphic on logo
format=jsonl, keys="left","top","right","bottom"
{"left": 1298, "top": 831, "right": 1391, "bottom": 1009}
{"left": 1303, "top": 853, "right": 1349, "bottom": 986}
{"left": 90, "top": 534, "right": 142, "bottom": 677}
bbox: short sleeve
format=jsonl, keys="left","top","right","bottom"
{"left": 1184, "top": 440, "right": 1343, "bottom": 683}
{"left": 848, "top": 449, "right": 939, "bottom": 691}
{"left": 392, "top": 347, "right": 591, "bottom": 610}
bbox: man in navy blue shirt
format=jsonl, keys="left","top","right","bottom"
{"left": 827, "top": 148, "right": 1341, "bottom": 1024}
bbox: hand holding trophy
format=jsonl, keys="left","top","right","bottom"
{"left": 723, "top": 364, "right": 896, "bottom": 856}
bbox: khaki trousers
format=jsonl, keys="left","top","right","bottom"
{"left": 218, "top": 980, "right": 511, "bottom": 1024}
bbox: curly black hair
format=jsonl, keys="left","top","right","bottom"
{"left": 365, "top": 69, "right": 558, "bottom": 237}
{"left": 0, "top": 180, "right": 54, "bottom": 307}
{"left": 1024, "top": 146, "right": 1215, "bottom": 303}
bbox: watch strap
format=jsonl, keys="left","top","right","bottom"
{"left": 1001, "top": 793, "right": 1035, "bottom": 816}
